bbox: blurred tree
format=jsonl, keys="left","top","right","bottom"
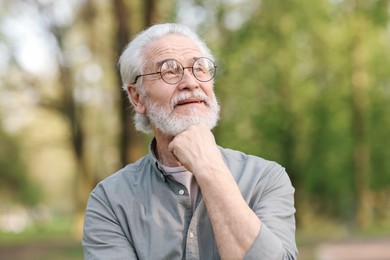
{"left": 1, "top": 0, "right": 125, "bottom": 233}
{"left": 112, "top": 0, "right": 162, "bottom": 167}
{"left": 347, "top": 0, "right": 372, "bottom": 229}
{"left": 348, "top": 0, "right": 390, "bottom": 227}
{"left": 368, "top": 0, "right": 390, "bottom": 221}
{"left": 211, "top": 0, "right": 323, "bottom": 223}
{"left": 0, "top": 127, "right": 40, "bottom": 205}
{"left": 112, "top": 0, "right": 143, "bottom": 167}
{"left": 33, "top": 0, "right": 96, "bottom": 215}
{"left": 1, "top": 0, "right": 389, "bottom": 235}
{"left": 189, "top": 0, "right": 390, "bottom": 229}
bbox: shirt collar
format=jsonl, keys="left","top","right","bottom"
{"left": 148, "top": 138, "right": 168, "bottom": 181}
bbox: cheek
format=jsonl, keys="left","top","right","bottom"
{"left": 202, "top": 84, "right": 215, "bottom": 97}
{"left": 146, "top": 89, "right": 174, "bottom": 107}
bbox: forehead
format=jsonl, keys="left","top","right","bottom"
{"left": 144, "top": 35, "right": 204, "bottom": 67}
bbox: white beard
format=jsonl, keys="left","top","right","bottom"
{"left": 144, "top": 91, "right": 220, "bottom": 136}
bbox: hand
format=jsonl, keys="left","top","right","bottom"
{"left": 168, "top": 123, "right": 224, "bottom": 175}
{"left": 169, "top": 125, "right": 262, "bottom": 260}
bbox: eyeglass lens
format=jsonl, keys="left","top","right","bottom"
{"left": 160, "top": 57, "right": 215, "bottom": 84}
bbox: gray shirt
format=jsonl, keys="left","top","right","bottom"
{"left": 82, "top": 140, "right": 298, "bottom": 259}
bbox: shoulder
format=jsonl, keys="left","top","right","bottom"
{"left": 219, "top": 146, "right": 290, "bottom": 185}
{"left": 91, "top": 155, "right": 151, "bottom": 196}
{"left": 219, "top": 146, "right": 282, "bottom": 171}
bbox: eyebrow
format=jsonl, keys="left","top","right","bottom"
{"left": 155, "top": 57, "right": 200, "bottom": 69}
{"left": 155, "top": 59, "right": 170, "bottom": 69}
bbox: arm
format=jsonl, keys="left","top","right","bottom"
{"left": 169, "top": 124, "right": 261, "bottom": 259}
{"left": 169, "top": 123, "right": 297, "bottom": 259}
{"left": 82, "top": 186, "right": 138, "bottom": 260}
{"left": 246, "top": 165, "right": 297, "bottom": 259}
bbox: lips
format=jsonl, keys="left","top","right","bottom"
{"left": 175, "top": 98, "right": 205, "bottom": 107}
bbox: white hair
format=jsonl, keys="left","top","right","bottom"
{"left": 118, "top": 23, "right": 215, "bottom": 133}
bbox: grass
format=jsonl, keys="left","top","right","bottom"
{"left": 0, "top": 215, "right": 83, "bottom": 260}
{"left": 295, "top": 217, "right": 390, "bottom": 260}
{"left": 1, "top": 213, "right": 389, "bottom": 260}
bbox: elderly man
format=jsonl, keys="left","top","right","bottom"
{"left": 83, "top": 23, "right": 298, "bottom": 260}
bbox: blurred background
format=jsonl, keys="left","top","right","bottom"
{"left": 0, "top": 0, "right": 389, "bottom": 259}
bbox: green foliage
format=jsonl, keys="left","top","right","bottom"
{"left": 201, "top": 0, "right": 390, "bottom": 223}
{"left": 0, "top": 0, "right": 388, "bottom": 232}
{"left": 0, "top": 128, "right": 40, "bottom": 205}
{"left": 0, "top": 215, "right": 83, "bottom": 260}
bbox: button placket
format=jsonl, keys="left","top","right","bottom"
{"left": 185, "top": 219, "right": 200, "bottom": 259}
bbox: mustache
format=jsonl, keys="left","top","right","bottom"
{"left": 171, "top": 92, "right": 210, "bottom": 108}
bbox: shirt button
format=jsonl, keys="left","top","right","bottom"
{"left": 189, "top": 232, "right": 194, "bottom": 238}
{"left": 178, "top": 189, "right": 185, "bottom": 195}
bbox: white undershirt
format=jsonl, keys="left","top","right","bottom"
{"left": 159, "top": 164, "right": 199, "bottom": 210}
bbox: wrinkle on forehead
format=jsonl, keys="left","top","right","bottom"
{"left": 144, "top": 35, "right": 203, "bottom": 71}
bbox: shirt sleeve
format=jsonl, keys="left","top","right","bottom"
{"left": 82, "top": 184, "right": 138, "bottom": 260}
{"left": 244, "top": 165, "right": 298, "bottom": 260}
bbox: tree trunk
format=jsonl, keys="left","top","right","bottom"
{"left": 112, "top": 0, "right": 160, "bottom": 167}
{"left": 349, "top": 4, "right": 371, "bottom": 229}
{"left": 144, "top": 0, "right": 158, "bottom": 26}
{"left": 112, "top": 0, "right": 146, "bottom": 166}
{"left": 52, "top": 28, "right": 94, "bottom": 238}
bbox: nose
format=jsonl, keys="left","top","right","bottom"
{"left": 178, "top": 68, "right": 199, "bottom": 90}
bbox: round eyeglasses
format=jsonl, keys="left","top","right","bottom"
{"left": 131, "top": 57, "right": 217, "bottom": 85}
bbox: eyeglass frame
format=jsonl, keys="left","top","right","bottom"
{"left": 131, "top": 57, "right": 217, "bottom": 85}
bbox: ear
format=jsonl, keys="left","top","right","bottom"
{"left": 127, "top": 85, "right": 146, "bottom": 114}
